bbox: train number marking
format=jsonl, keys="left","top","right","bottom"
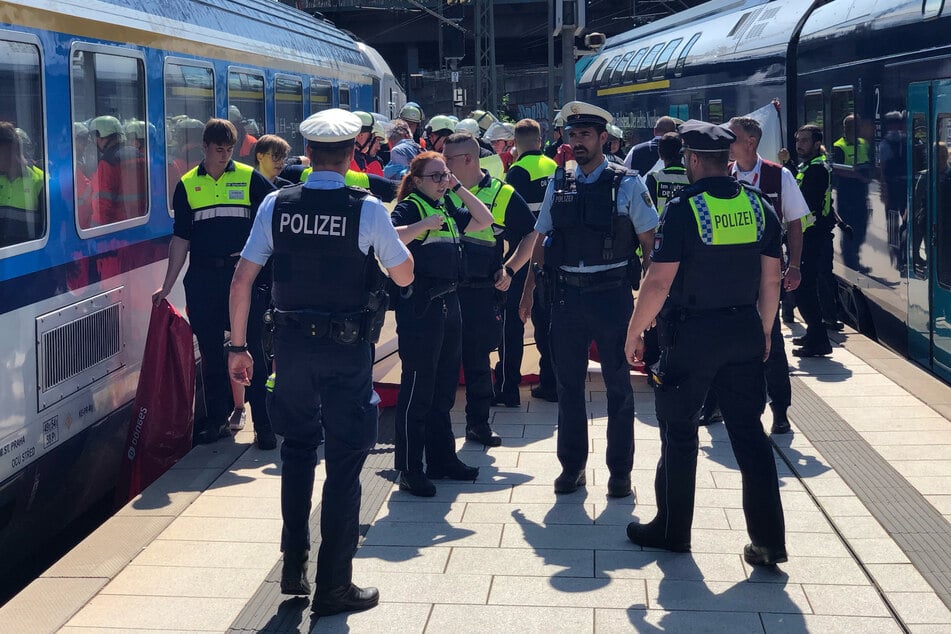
{"left": 43, "top": 416, "right": 60, "bottom": 449}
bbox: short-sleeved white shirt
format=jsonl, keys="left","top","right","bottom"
{"left": 731, "top": 155, "right": 809, "bottom": 224}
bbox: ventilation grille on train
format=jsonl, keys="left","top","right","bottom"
{"left": 36, "top": 288, "right": 125, "bottom": 410}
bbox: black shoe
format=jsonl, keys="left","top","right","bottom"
{"left": 491, "top": 393, "right": 521, "bottom": 407}
{"left": 312, "top": 583, "right": 379, "bottom": 617}
{"left": 554, "top": 470, "right": 586, "bottom": 494}
{"left": 280, "top": 551, "right": 311, "bottom": 596}
{"left": 607, "top": 475, "right": 632, "bottom": 498}
{"left": 792, "top": 335, "right": 807, "bottom": 346}
{"left": 530, "top": 385, "right": 559, "bottom": 402}
{"left": 824, "top": 319, "right": 844, "bottom": 331}
{"left": 699, "top": 408, "right": 723, "bottom": 426}
{"left": 792, "top": 343, "right": 832, "bottom": 357}
{"left": 466, "top": 424, "right": 502, "bottom": 447}
{"left": 626, "top": 521, "right": 691, "bottom": 553}
{"left": 427, "top": 458, "right": 479, "bottom": 481}
{"left": 398, "top": 471, "right": 436, "bottom": 497}
{"left": 194, "top": 419, "right": 230, "bottom": 444}
{"left": 743, "top": 543, "right": 788, "bottom": 567}
{"left": 255, "top": 428, "right": 277, "bottom": 450}
{"left": 781, "top": 310, "right": 795, "bottom": 324}
{"left": 771, "top": 410, "right": 791, "bottom": 435}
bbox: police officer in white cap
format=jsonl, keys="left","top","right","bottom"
{"left": 623, "top": 120, "right": 786, "bottom": 566}
{"left": 519, "top": 101, "right": 658, "bottom": 497}
{"left": 228, "top": 108, "right": 414, "bottom": 616}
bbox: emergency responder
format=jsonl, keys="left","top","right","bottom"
{"left": 544, "top": 112, "right": 564, "bottom": 159}
{"left": 366, "top": 121, "right": 386, "bottom": 174}
{"left": 605, "top": 124, "right": 625, "bottom": 165}
{"left": 390, "top": 151, "right": 494, "bottom": 496}
{"left": 645, "top": 133, "right": 690, "bottom": 214}
{"left": 400, "top": 102, "right": 426, "bottom": 147}
{"left": 833, "top": 114, "right": 872, "bottom": 272}
{"left": 229, "top": 105, "right": 258, "bottom": 164}
{"left": 481, "top": 122, "right": 513, "bottom": 178}
{"left": 153, "top": 118, "right": 277, "bottom": 447}
{"left": 228, "top": 108, "right": 413, "bottom": 616}
{"left": 504, "top": 118, "right": 558, "bottom": 403}
{"left": 702, "top": 116, "right": 809, "bottom": 432}
{"left": 623, "top": 120, "right": 786, "bottom": 566}
{"left": 792, "top": 124, "right": 835, "bottom": 359}
{"left": 425, "top": 115, "right": 456, "bottom": 154}
{"left": 0, "top": 121, "right": 45, "bottom": 247}
{"left": 455, "top": 118, "right": 482, "bottom": 138}
{"left": 351, "top": 111, "right": 381, "bottom": 175}
{"left": 443, "top": 133, "right": 538, "bottom": 446}
{"left": 625, "top": 116, "right": 677, "bottom": 175}
{"left": 519, "top": 101, "right": 657, "bottom": 497}
{"left": 87, "top": 115, "right": 141, "bottom": 226}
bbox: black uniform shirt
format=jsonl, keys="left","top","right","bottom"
{"left": 798, "top": 160, "right": 834, "bottom": 231}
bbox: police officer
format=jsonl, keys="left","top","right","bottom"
{"left": 644, "top": 133, "right": 690, "bottom": 214}
{"left": 792, "top": 124, "right": 835, "bottom": 359}
{"left": 443, "top": 133, "right": 538, "bottom": 446}
{"left": 623, "top": 120, "right": 786, "bottom": 567}
{"left": 228, "top": 109, "right": 414, "bottom": 615}
{"left": 520, "top": 101, "right": 658, "bottom": 497}
{"left": 504, "top": 118, "right": 558, "bottom": 405}
{"left": 390, "top": 151, "right": 494, "bottom": 496}
{"left": 153, "top": 118, "right": 277, "bottom": 447}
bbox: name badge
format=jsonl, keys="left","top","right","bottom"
{"left": 228, "top": 190, "right": 244, "bottom": 200}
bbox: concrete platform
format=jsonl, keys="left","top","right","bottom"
{"left": 3, "top": 320, "right": 951, "bottom": 633}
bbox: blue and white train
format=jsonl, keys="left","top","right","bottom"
{"left": 0, "top": 0, "right": 404, "bottom": 572}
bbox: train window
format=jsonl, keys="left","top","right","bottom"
{"left": 0, "top": 36, "right": 46, "bottom": 251}
{"left": 923, "top": 0, "right": 942, "bottom": 19}
{"left": 228, "top": 69, "right": 265, "bottom": 163}
{"left": 588, "top": 57, "right": 610, "bottom": 86}
{"left": 164, "top": 61, "right": 214, "bottom": 212}
{"left": 275, "top": 75, "right": 304, "bottom": 156}
{"left": 652, "top": 38, "right": 683, "bottom": 80}
{"left": 311, "top": 80, "right": 333, "bottom": 114}
{"left": 636, "top": 43, "right": 665, "bottom": 83}
{"left": 610, "top": 52, "right": 636, "bottom": 86}
{"left": 935, "top": 115, "right": 951, "bottom": 286}
{"left": 830, "top": 87, "right": 868, "bottom": 167}
{"left": 674, "top": 33, "right": 701, "bottom": 78}
{"left": 339, "top": 86, "right": 351, "bottom": 111}
{"left": 804, "top": 90, "right": 824, "bottom": 129}
{"left": 708, "top": 100, "right": 724, "bottom": 125}
{"left": 600, "top": 55, "right": 622, "bottom": 86}
{"left": 622, "top": 48, "right": 649, "bottom": 84}
{"left": 70, "top": 45, "right": 149, "bottom": 232}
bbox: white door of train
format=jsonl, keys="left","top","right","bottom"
{"left": 907, "top": 80, "right": 951, "bottom": 381}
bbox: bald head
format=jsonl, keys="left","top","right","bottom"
{"left": 654, "top": 116, "right": 677, "bottom": 136}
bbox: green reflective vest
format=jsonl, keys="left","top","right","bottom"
{"left": 508, "top": 151, "right": 557, "bottom": 213}
{"left": 182, "top": 161, "right": 254, "bottom": 222}
{"left": 0, "top": 164, "right": 43, "bottom": 214}
{"left": 447, "top": 177, "right": 513, "bottom": 247}
{"left": 833, "top": 137, "right": 870, "bottom": 165}
{"left": 688, "top": 189, "right": 765, "bottom": 245}
{"left": 404, "top": 192, "right": 460, "bottom": 244}
{"left": 796, "top": 155, "right": 833, "bottom": 231}
{"left": 649, "top": 165, "right": 690, "bottom": 215}
{"left": 299, "top": 167, "right": 370, "bottom": 189}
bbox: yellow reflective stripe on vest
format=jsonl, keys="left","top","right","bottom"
{"left": 182, "top": 162, "right": 253, "bottom": 222}
{"left": 299, "top": 167, "right": 368, "bottom": 189}
{"left": 406, "top": 193, "right": 459, "bottom": 243}
{"left": 689, "top": 190, "right": 764, "bottom": 245}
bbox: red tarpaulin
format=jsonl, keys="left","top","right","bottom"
{"left": 116, "top": 300, "right": 196, "bottom": 505}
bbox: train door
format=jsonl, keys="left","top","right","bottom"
{"left": 907, "top": 80, "right": 951, "bottom": 380}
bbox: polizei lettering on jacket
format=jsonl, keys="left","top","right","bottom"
{"left": 713, "top": 210, "right": 753, "bottom": 229}
{"left": 279, "top": 213, "right": 348, "bottom": 236}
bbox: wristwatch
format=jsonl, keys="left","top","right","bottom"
{"left": 452, "top": 182, "right": 462, "bottom": 192}
{"left": 224, "top": 343, "right": 249, "bottom": 353}
{"left": 504, "top": 265, "right": 515, "bottom": 278}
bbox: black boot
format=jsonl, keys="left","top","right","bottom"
{"left": 280, "top": 550, "right": 311, "bottom": 596}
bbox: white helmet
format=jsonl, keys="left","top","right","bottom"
{"left": 455, "top": 118, "right": 481, "bottom": 136}
{"left": 483, "top": 121, "right": 514, "bottom": 142}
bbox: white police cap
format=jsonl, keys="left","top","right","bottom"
{"left": 561, "top": 100, "right": 613, "bottom": 128}
{"left": 299, "top": 108, "right": 362, "bottom": 148}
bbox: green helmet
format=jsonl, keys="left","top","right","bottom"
{"left": 469, "top": 110, "right": 497, "bottom": 132}
{"left": 124, "top": 119, "right": 148, "bottom": 140}
{"left": 400, "top": 102, "right": 424, "bottom": 123}
{"left": 426, "top": 115, "right": 456, "bottom": 135}
{"left": 353, "top": 111, "right": 374, "bottom": 131}
{"left": 89, "top": 115, "right": 124, "bottom": 138}
{"left": 455, "top": 118, "right": 481, "bottom": 136}
{"left": 372, "top": 121, "right": 386, "bottom": 140}
{"left": 227, "top": 105, "right": 243, "bottom": 124}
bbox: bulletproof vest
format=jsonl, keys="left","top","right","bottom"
{"left": 669, "top": 185, "right": 767, "bottom": 310}
{"left": 509, "top": 151, "right": 557, "bottom": 213}
{"left": 797, "top": 155, "right": 833, "bottom": 232}
{"left": 404, "top": 192, "right": 462, "bottom": 281}
{"left": 447, "top": 176, "right": 513, "bottom": 279}
{"left": 650, "top": 165, "right": 689, "bottom": 215}
{"left": 546, "top": 161, "right": 636, "bottom": 268}
{"left": 270, "top": 184, "right": 380, "bottom": 313}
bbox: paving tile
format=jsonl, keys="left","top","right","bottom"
{"left": 597, "top": 608, "right": 765, "bottom": 633}
{"left": 366, "top": 571, "right": 491, "bottom": 604}
{"left": 500, "top": 522, "right": 631, "bottom": 551}
{"left": 847, "top": 538, "right": 911, "bottom": 564}
{"left": 488, "top": 574, "right": 648, "bottom": 608}
{"left": 710, "top": 470, "right": 803, "bottom": 492}
{"left": 116, "top": 468, "right": 221, "bottom": 517}
{"left": 871, "top": 444, "right": 951, "bottom": 462}
{"left": 373, "top": 501, "right": 466, "bottom": 523}
{"left": 802, "top": 584, "right": 892, "bottom": 617}
{"left": 819, "top": 495, "right": 874, "bottom": 517}
{"left": 622, "top": 505, "right": 729, "bottom": 530}
{"left": 428, "top": 604, "right": 592, "bottom": 633}
{"left": 746, "top": 555, "right": 868, "bottom": 586}
{"left": 595, "top": 550, "right": 746, "bottom": 582}
{"left": 783, "top": 531, "right": 852, "bottom": 559}
{"left": 158, "top": 516, "right": 282, "bottom": 542}
{"left": 646, "top": 578, "right": 810, "bottom": 613}
{"left": 454, "top": 449, "right": 519, "bottom": 467}
{"left": 725, "top": 507, "right": 833, "bottom": 533}
{"left": 903, "top": 476, "right": 951, "bottom": 496}
{"left": 384, "top": 482, "right": 513, "bottom": 504}
{"left": 363, "top": 520, "right": 503, "bottom": 548}
{"left": 65, "top": 595, "right": 247, "bottom": 631}
{"left": 0, "top": 577, "right": 108, "bottom": 634}
{"left": 202, "top": 473, "right": 283, "bottom": 498}
{"left": 833, "top": 406, "right": 945, "bottom": 423}
{"left": 446, "top": 546, "right": 594, "bottom": 577}
{"left": 841, "top": 417, "right": 951, "bottom": 432}
{"left": 135, "top": 539, "right": 280, "bottom": 570}
{"left": 760, "top": 613, "right": 902, "bottom": 633}
{"left": 831, "top": 515, "right": 891, "bottom": 540}
{"left": 314, "top": 602, "right": 432, "bottom": 633}
{"left": 886, "top": 592, "right": 951, "bottom": 624}
{"left": 179, "top": 494, "right": 281, "bottom": 519}
{"left": 888, "top": 460, "right": 951, "bottom": 477}
{"left": 857, "top": 431, "right": 951, "bottom": 446}
{"left": 925, "top": 495, "right": 951, "bottom": 515}
{"left": 865, "top": 564, "right": 935, "bottom": 593}
{"left": 352, "top": 545, "right": 451, "bottom": 574}
{"left": 100, "top": 564, "right": 265, "bottom": 599}
{"left": 909, "top": 626, "right": 951, "bottom": 634}
{"left": 61, "top": 629, "right": 207, "bottom": 634}
{"left": 460, "top": 501, "right": 596, "bottom": 525}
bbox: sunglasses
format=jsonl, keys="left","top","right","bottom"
{"left": 419, "top": 171, "right": 453, "bottom": 183}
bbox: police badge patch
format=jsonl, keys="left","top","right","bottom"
{"left": 642, "top": 192, "right": 655, "bottom": 209}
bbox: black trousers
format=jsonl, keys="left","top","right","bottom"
{"left": 531, "top": 282, "right": 556, "bottom": 390}
{"left": 267, "top": 330, "right": 377, "bottom": 591}
{"left": 494, "top": 267, "right": 528, "bottom": 401}
{"left": 797, "top": 228, "right": 833, "bottom": 348}
{"left": 393, "top": 289, "right": 462, "bottom": 473}
{"left": 458, "top": 285, "right": 502, "bottom": 428}
{"left": 653, "top": 307, "right": 785, "bottom": 549}
{"left": 549, "top": 282, "right": 635, "bottom": 476}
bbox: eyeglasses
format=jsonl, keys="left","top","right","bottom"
{"left": 419, "top": 171, "right": 453, "bottom": 183}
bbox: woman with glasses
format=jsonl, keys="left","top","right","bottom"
{"left": 390, "top": 151, "right": 494, "bottom": 496}
{"left": 252, "top": 135, "right": 293, "bottom": 187}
